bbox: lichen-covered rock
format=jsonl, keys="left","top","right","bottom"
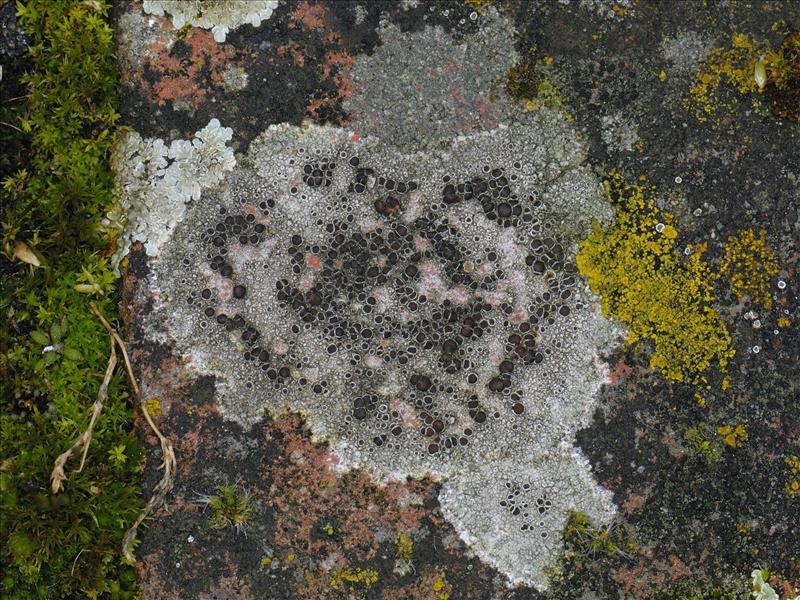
{"left": 144, "top": 108, "right": 621, "bottom": 589}
{"left": 343, "top": 11, "right": 517, "bottom": 152}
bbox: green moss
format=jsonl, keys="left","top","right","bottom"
{"left": 201, "top": 484, "right": 253, "bottom": 534}
{"left": 562, "top": 512, "right": 631, "bottom": 559}
{"left": 1, "top": 1, "right": 142, "bottom": 597}
{"left": 684, "top": 425, "right": 724, "bottom": 462}
{"left": 506, "top": 60, "right": 567, "bottom": 110}
{"left": 576, "top": 172, "right": 734, "bottom": 387}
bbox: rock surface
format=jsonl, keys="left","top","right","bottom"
{"left": 116, "top": 1, "right": 799, "bottom": 598}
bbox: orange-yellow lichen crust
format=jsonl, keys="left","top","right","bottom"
{"left": 328, "top": 566, "right": 379, "bottom": 598}
{"left": 576, "top": 173, "right": 734, "bottom": 387}
{"left": 720, "top": 228, "right": 779, "bottom": 309}
{"left": 686, "top": 33, "right": 767, "bottom": 125}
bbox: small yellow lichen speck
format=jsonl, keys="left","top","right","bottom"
{"left": 328, "top": 567, "right": 379, "bottom": 595}
{"left": 785, "top": 456, "right": 800, "bottom": 499}
{"left": 145, "top": 397, "right": 162, "bottom": 417}
{"left": 433, "top": 571, "right": 451, "bottom": 600}
{"left": 576, "top": 172, "right": 734, "bottom": 387}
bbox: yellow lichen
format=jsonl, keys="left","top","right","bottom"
{"left": 786, "top": 456, "right": 800, "bottom": 499}
{"left": 720, "top": 228, "right": 779, "bottom": 309}
{"left": 465, "top": 0, "right": 493, "bottom": 12}
{"left": 612, "top": 4, "right": 628, "bottom": 17}
{"left": 686, "top": 33, "right": 768, "bottom": 126}
{"left": 396, "top": 532, "right": 414, "bottom": 562}
{"left": 432, "top": 571, "right": 451, "bottom": 600}
{"left": 716, "top": 423, "right": 748, "bottom": 448}
{"left": 328, "top": 567, "right": 379, "bottom": 596}
{"left": 145, "top": 397, "right": 162, "bottom": 417}
{"left": 764, "top": 31, "right": 800, "bottom": 122}
{"left": 576, "top": 172, "right": 734, "bottom": 387}
{"left": 687, "top": 30, "right": 800, "bottom": 125}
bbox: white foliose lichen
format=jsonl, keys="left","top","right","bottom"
{"left": 111, "top": 118, "right": 235, "bottom": 267}
{"left": 142, "top": 0, "right": 278, "bottom": 43}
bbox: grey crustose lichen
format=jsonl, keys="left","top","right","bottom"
{"left": 148, "top": 112, "right": 620, "bottom": 589}
{"left": 131, "top": 9, "right": 624, "bottom": 590}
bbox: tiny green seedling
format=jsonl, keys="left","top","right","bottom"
{"left": 30, "top": 318, "right": 83, "bottom": 370}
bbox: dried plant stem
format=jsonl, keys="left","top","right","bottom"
{"left": 88, "top": 303, "right": 176, "bottom": 563}
{"left": 50, "top": 337, "right": 117, "bottom": 493}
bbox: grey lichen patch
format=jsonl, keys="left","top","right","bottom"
{"left": 440, "top": 449, "right": 615, "bottom": 588}
{"left": 148, "top": 109, "right": 621, "bottom": 589}
{"left": 221, "top": 64, "right": 248, "bottom": 93}
{"left": 142, "top": 0, "right": 278, "bottom": 43}
{"left": 343, "top": 8, "right": 518, "bottom": 153}
{"left": 110, "top": 118, "right": 235, "bottom": 268}
{"left": 660, "top": 30, "right": 713, "bottom": 76}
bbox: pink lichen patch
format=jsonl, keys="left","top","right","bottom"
{"left": 268, "top": 415, "right": 429, "bottom": 560}
{"left": 611, "top": 549, "right": 697, "bottom": 598}
{"left": 290, "top": 1, "right": 328, "bottom": 32}
{"left": 277, "top": 41, "right": 307, "bottom": 67}
{"left": 199, "top": 560, "right": 252, "bottom": 600}
{"left": 140, "top": 29, "right": 238, "bottom": 109}
{"left": 622, "top": 492, "right": 647, "bottom": 514}
{"left": 138, "top": 550, "right": 183, "bottom": 600}
{"left": 306, "top": 51, "right": 356, "bottom": 120}
{"left": 609, "top": 356, "right": 634, "bottom": 384}
{"left": 664, "top": 555, "right": 691, "bottom": 581}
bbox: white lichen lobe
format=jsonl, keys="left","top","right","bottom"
{"left": 111, "top": 118, "right": 235, "bottom": 267}
{"left": 142, "top": 0, "right": 278, "bottom": 42}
